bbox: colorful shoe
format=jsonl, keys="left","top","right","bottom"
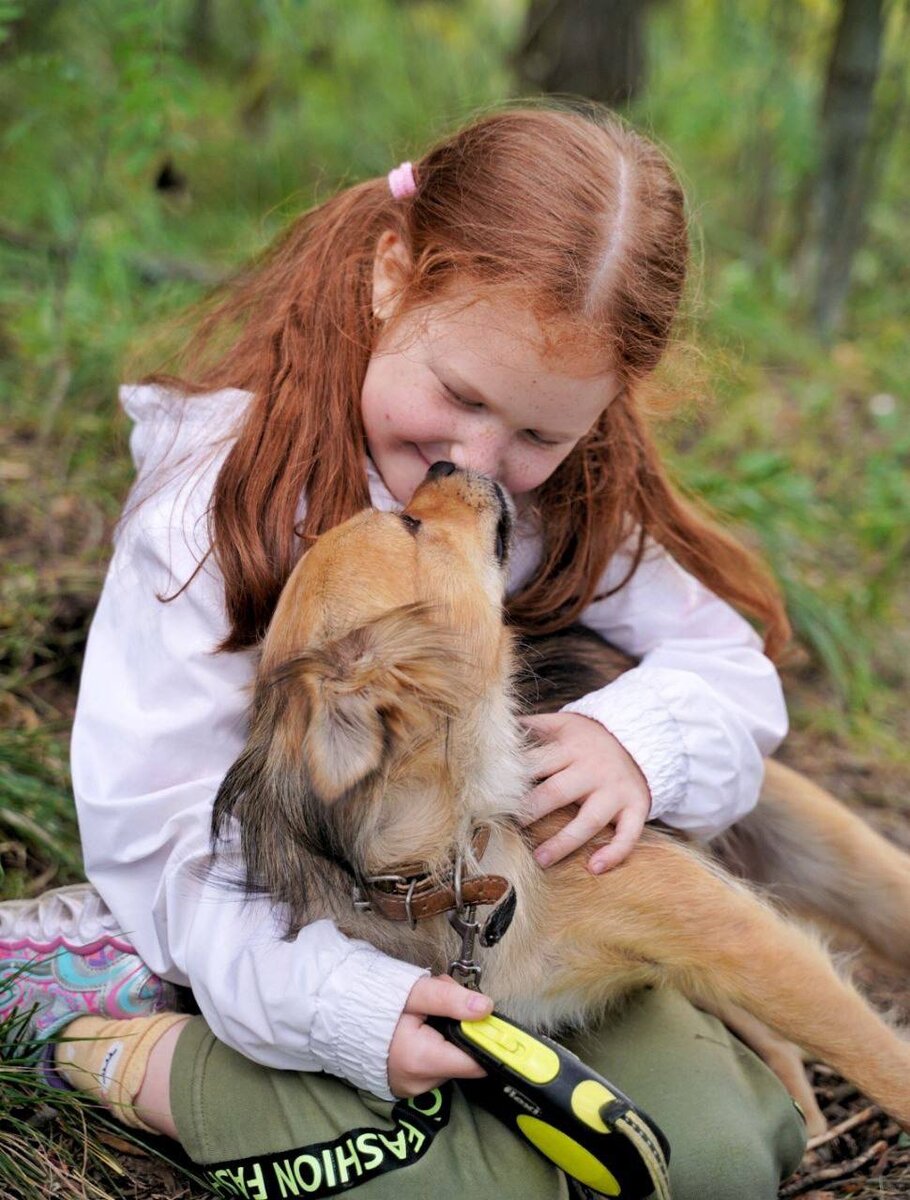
{"left": 0, "top": 883, "right": 177, "bottom": 1062}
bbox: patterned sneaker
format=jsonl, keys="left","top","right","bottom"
{"left": 0, "top": 883, "right": 177, "bottom": 1063}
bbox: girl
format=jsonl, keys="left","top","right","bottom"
{"left": 1, "top": 104, "right": 806, "bottom": 1197}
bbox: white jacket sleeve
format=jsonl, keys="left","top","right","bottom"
{"left": 561, "top": 534, "right": 788, "bottom": 840}
{"left": 70, "top": 386, "right": 425, "bottom": 1100}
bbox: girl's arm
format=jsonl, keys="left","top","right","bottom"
{"left": 560, "top": 532, "right": 787, "bottom": 841}
{"left": 70, "top": 388, "right": 429, "bottom": 1100}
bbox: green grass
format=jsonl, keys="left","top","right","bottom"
{"left": 0, "top": 729, "right": 83, "bottom": 893}
{"left": 0, "top": 985, "right": 206, "bottom": 1199}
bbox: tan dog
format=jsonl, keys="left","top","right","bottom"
{"left": 213, "top": 466, "right": 910, "bottom": 1131}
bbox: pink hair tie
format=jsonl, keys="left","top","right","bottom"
{"left": 388, "top": 161, "right": 417, "bottom": 200}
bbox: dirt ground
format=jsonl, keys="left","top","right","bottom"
{"left": 770, "top": 709, "right": 910, "bottom": 1200}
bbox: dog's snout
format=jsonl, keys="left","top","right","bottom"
{"left": 426, "top": 461, "right": 459, "bottom": 481}
{"left": 410, "top": 464, "right": 514, "bottom": 567}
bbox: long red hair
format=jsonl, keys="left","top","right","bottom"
{"left": 146, "top": 103, "right": 790, "bottom": 658}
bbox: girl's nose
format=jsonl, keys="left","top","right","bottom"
{"left": 450, "top": 437, "right": 505, "bottom": 479}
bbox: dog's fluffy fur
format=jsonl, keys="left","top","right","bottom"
{"left": 213, "top": 468, "right": 910, "bottom": 1129}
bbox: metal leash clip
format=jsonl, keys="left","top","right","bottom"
{"left": 448, "top": 903, "right": 483, "bottom": 989}
{"left": 447, "top": 845, "right": 484, "bottom": 989}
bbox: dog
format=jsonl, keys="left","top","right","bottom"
{"left": 212, "top": 464, "right": 910, "bottom": 1131}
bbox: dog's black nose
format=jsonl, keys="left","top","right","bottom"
{"left": 426, "top": 461, "right": 458, "bottom": 481}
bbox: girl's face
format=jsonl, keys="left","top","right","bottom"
{"left": 362, "top": 235, "right": 618, "bottom": 505}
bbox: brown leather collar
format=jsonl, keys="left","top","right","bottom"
{"left": 351, "top": 824, "right": 511, "bottom": 928}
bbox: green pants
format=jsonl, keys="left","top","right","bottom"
{"left": 171, "top": 988, "right": 806, "bottom": 1200}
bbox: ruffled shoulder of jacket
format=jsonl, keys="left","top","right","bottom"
{"left": 119, "top": 382, "right": 251, "bottom": 422}
{"left": 119, "top": 383, "right": 252, "bottom": 480}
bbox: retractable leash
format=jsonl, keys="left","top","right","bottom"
{"left": 432, "top": 893, "right": 672, "bottom": 1200}
{"left": 352, "top": 833, "right": 672, "bottom": 1198}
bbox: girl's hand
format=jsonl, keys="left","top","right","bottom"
{"left": 520, "top": 712, "right": 651, "bottom": 874}
{"left": 388, "top": 974, "right": 493, "bottom": 1097}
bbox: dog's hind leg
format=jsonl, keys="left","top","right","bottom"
{"left": 714, "top": 759, "right": 910, "bottom": 970}
{"left": 547, "top": 839, "right": 910, "bottom": 1127}
{"left": 704, "top": 999, "right": 826, "bottom": 1136}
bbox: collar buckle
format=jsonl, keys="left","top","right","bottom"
{"left": 351, "top": 882, "right": 372, "bottom": 913}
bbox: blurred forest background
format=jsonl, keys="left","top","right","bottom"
{"left": 1, "top": 1, "right": 909, "bottom": 1196}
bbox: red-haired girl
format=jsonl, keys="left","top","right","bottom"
{"left": 1, "top": 105, "right": 806, "bottom": 1197}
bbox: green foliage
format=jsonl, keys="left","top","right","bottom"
{"left": 0, "top": 728, "right": 82, "bottom": 894}
{"left": 0, "top": 0, "right": 907, "bottom": 783}
{"left": 1, "top": 0, "right": 520, "bottom": 436}
{"left": 635, "top": 0, "right": 910, "bottom": 723}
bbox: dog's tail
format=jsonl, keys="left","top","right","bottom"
{"left": 713, "top": 758, "right": 910, "bottom": 970}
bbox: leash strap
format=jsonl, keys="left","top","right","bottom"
{"left": 200, "top": 1088, "right": 453, "bottom": 1198}
{"left": 615, "top": 1109, "right": 672, "bottom": 1200}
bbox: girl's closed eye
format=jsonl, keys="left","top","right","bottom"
{"left": 523, "top": 428, "right": 561, "bottom": 447}
{"left": 443, "top": 384, "right": 483, "bottom": 411}
{"left": 441, "top": 382, "right": 562, "bottom": 447}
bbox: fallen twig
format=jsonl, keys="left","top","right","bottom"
{"left": 806, "top": 1104, "right": 880, "bottom": 1151}
{"left": 781, "top": 1140, "right": 889, "bottom": 1197}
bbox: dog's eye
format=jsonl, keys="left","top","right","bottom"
{"left": 400, "top": 514, "right": 422, "bottom": 535}
{"left": 491, "top": 482, "right": 512, "bottom": 565}
{"left": 494, "top": 513, "right": 510, "bottom": 564}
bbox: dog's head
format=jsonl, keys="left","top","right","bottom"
{"left": 212, "top": 464, "right": 520, "bottom": 925}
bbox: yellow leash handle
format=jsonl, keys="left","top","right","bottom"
{"left": 432, "top": 1011, "right": 671, "bottom": 1198}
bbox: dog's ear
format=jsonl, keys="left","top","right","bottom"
{"left": 293, "top": 603, "right": 461, "bottom": 802}
{"left": 210, "top": 688, "right": 336, "bottom": 928}
{"left": 210, "top": 604, "right": 461, "bottom": 927}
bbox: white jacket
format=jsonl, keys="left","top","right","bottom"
{"left": 71, "top": 385, "right": 788, "bottom": 1100}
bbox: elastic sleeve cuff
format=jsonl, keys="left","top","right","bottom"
{"left": 561, "top": 668, "right": 689, "bottom": 822}
{"left": 311, "top": 947, "right": 428, "bottom": 1100}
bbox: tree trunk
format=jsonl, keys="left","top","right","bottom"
{"left": 0, "top": 0, "right": 63, "bottom": 60}
{"left": 516, "top": 0, "right": 649, "bottom": 108}
{"left": 811, "top": 0, "right": 885, "bottom": 338}
{"left": 185, "top": 0, "right": 216, "bottom": 63}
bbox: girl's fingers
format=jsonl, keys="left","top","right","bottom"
{"left": 408, "top": 1024, "right": 487, "bottom": 1080}
{"left": 532, "top": 794, "right": 621, "bottom": 866}
{"left": 519, "top": 763, "right": 587, "bottom": 826}
{"left": 388, "top": 1016, "right": 487, "bottom": 1096}
{"left": 521, "top": 722, "right": 571, "bottom": 781}
{"left": 588, "top": 806, "right": 648, "bottom": 874}
{"left": 525, "top": 739, "right": 569, "bottom": 782}
{"left": 520, "top": 713, "right": 569, "bottom": 737}
{"left": 391, "top": 977, "right": 493, "bottom": 1096}
{"left": 403, "top": 973, "right": 493, "bottom": 1019}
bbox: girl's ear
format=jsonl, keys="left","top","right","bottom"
{"left": 372, "top": 230, "right": 412, "bottom": 323}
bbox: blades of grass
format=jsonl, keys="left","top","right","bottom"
{"left": 0, "top": 807, "right": 82, "bottom": 878}
{"left": 0, "top": 729, "right": 83, "bottom": 884}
